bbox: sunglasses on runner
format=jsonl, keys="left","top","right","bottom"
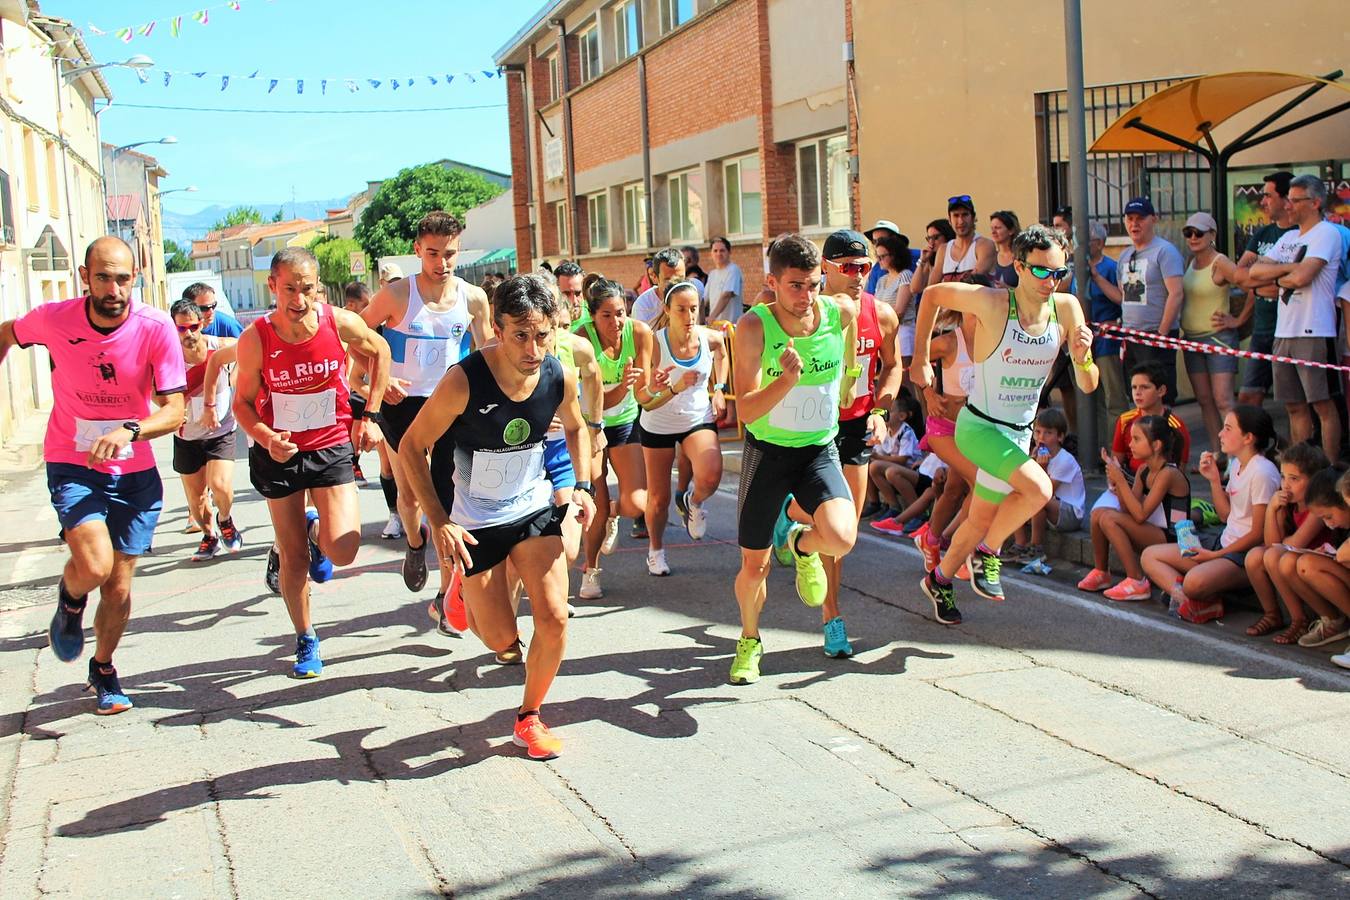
{"left": 176, "top": 322, "right": 202, "bottom": 333}
{"left": 828, "top": 260, "right": 873, "bottom": 277}
{"left": 195, "top": 302, "right": 218, "bottom": 312}
{"left": 1024, "top": 264, "right": 1070, "bottom": 281}
{"left": 1181, "top": 227, "right": 1208, "bottom": 239}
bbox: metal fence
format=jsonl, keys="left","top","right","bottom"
{"left": 1035, "top": 77, "right": 1209, "bottom": 237}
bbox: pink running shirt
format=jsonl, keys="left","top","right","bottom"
{"left": 12, "top": 297, "right": 186, "bottom": 474}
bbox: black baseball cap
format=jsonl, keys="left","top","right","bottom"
{"left": 822, "top": 229, "right": 869, "bottom": 260}
{"left": 1124, "top": 197, "right": 1156, "bottom": 216}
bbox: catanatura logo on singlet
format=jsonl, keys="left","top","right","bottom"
{"left": 503, "top": 418, "right": 531, "bottom": 446}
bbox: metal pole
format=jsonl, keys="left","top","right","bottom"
{"left": 1063, "top": 0, "right": 1097, "bottom": 470}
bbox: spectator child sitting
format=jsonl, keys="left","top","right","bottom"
{"left": 885, "top": 452, "right": 950, "bottom": 541}
{"left": 1078, "top": 414, "right": 1191, "bottom": 599}
{"left": 1280, "top": 468, "right": 1350, "bottom": 655}
{"left": 867, "top": 392, "right": 925, "bottom": 533}
{"left": 1141, "top": 406, "right": 1281, "bottom": 623}
{"left": 1009, "top": 408, "right": 1086, "bottom": 572}
{"left": 1112, "top": 362, "right": 1191, "bottom": 471}
{"left": 1244, "top": 444, "right": 1332, "bottom": 641}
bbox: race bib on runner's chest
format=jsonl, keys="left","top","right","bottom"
{"left": 768, "top": 381, "right": 840, "bottom": 433}
{"left": 849, "top": 352, "right": 874, "bottom": 403}
{"left": 271, "top": 389, "right": 338, "bottom": 433}
{"left": 469, "top": 445, "right": 545, "bottom": 501}
{"left": 401, "top": 338, "right": 452, "bottom": 383}
{"left": 73, "top": 418, "right": 135, "bottom": 460}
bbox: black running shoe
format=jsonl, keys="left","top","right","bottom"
{"left": 265, "top": 545, "right": 281, "bottom": 594}
{"left": 48, "top": 582, "right": 86, "bottom": 662}
{"left": 631, "top": 514, "right": 648, "bottom": 540}
{"left": 403, "top": 523, "right": 430, "bottom": 592}
{"left": 967, "top": 547, "right": 1005, "bottom": 601}
{"left": 921, "top": 572, "right": 962, "bottom": 625}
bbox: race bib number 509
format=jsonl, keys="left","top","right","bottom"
{"left": 271, "top": 389, "right": 338, "bottom": 433}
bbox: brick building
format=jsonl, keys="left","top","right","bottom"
{"left": 494, "top": 0, "right": 852, "bottom": 301}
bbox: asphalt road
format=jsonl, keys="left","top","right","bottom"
{"left": 1, "top": 438, "right": 1347, "bottom": 899}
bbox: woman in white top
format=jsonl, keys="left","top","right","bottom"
{"left": 635, "top": 282, "right": 729, "bottom": 575}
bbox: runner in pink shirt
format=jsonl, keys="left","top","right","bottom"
{"left": 0, "top": 237, "right": 187, "bottom": 714}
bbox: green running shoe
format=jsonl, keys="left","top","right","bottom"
{"left": 822, "top": 616, "right": 854, "bottom": 658}
{"left": 788, "top": 523, "right": 827, "bottom": 608}
{"left": 729, "top": 636, "right": 763, "bottom": 684}
{"left": 967, "top": 547, "right": 1005, "bottom": 601}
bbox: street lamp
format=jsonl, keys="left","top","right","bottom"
{"left": 62, "top": 54, "right": 154, "bottom": 85}
{"left": 158, "top": 186, "right": 199, "bottom": 198}
{"left": 108, "top": 136, "right": 177, "bottom": 231}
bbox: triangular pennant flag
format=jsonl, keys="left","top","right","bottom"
{"left": 249, "top": 70, "right": 259, "bottom": 78}
{"left": 497, "top": 66, "right": 504, "bottom": 76}
{"left": 163, "top": 72, "right": 172, "bottom": 86}
{"left": 115, "top": 27, "right": 133, "bottom": 43}
{"left": 171, "top": 16, "right": 181, "bottom": 37}
{"left": 428, "top": 75, "right": 437, "bottom": 86}
{"left": 296, "top": 79, "right": 303, "bottom": 94}
{"left": 193, "top": 10, "right": 209, "bottom": 25}
{"left": 344, "top": 79, "right": 358, "bottom": 92}
{"left": 466, "top": 73, "right": 476, "bottom": 83}
{"left": 221, "top": 76, "right": 229, "bottom": 90}
{"left": 445, "top": 75, "right": 454, "bottom": 84}
{"left": 192, "top": 71, "right": 206, "bottom": 78}
{"left": 88, "top": 25, "right": 106, "bottom": 36}
{"left": 136, "top": 68, "right": 150, "bottom": 83}
{"left": 321, "top": 79, "right": 327, "bottom": 95}
{"left": 367, "top": 79, "right": 381, "bottom": 89}
{"left": 407, "top": 77, "right": 415, "bottom": 87}
{"left": 229, "top": 1, "right": 241, "bottom": 9}
{"left": 267, "top": 79, "right": 278, "bottom": 93}
{"left": 482, "top": 70, "right": 495, "bottom": 79}
{"left": 391, "top": 79, "right": 400, "bottom": 90}
{"left": 138, "top": 22, "right": 156, "bottom": 37}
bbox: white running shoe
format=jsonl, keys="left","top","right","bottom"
{"left": 646, "top": 549, "right": 670, "bottom": 576}
{"left": 579, "top": 568, "right": 604, "bottom": 599}
{"left": 600, "top": 516, "right": 620, "bottom": 555}
{"left": 685, "top": 492, "right": 708, "bottom": 540}
{"left": 381, "top": 512, "right": 405, "bottom": 540}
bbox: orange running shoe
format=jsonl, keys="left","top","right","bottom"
{"left": 442, "top": 567, "right": 467, "bottom": 634}
{"left": 956, "top": 562, "right": 971, "bottom": 581}
{"left": 512, "top": 713, "right": 562, "bottom": 760}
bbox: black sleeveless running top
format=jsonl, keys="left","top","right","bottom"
{"left": 1140, "top": 462, "right": 1189, "bottom": 536}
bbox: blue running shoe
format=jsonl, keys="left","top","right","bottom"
{"left": 822, "top": 616, "right": 854, "bottom": 658}
{"left": 771, "top": 495, "right": 794, "bottom": 567}
{"left": 48, "top": 582, "right": 86, "bottom": 663}
{"left": 292, "top": 633, "right": 322, "bottom": 678}
{"left": 306, "top": 509, "right": 333, "bottom": 583}
{"left": 86, "top": 658, "right": 132, "bottom": 715}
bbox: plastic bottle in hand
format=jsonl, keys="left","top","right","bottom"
{"left": 1174, "top": 519, "right": 1201, "bottom": 558}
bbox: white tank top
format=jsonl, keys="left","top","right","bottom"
{"left": 942, "top": 327, "right": 975, "bottom": 398}
{"left": 181, "top": 336, "right": 236, "bottom": 441}
{"left": 639, "top": 327, "right": 714, "bottom": 435}
{"left": 942, "top": 236, "right": 980, "bottom": 278}
{"left": 968, "top": 291, "right": 1062, "bottom": 429}
{"left": 387, "top": 276, "right": 472, "bottom": 396}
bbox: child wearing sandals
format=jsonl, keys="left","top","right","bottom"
{"left": 1141, "top": 405, "right": 1280, "bottom": 623}
{"left": 1244, "top": 445, "right": 1333, "bottom": 644}
{"left": 1079, "top": 414, "right": 1190, "bottom": 600}
{"left": 1279, "top": 468, "right": 1350, "bottom": 661}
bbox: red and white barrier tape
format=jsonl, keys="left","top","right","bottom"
{"left": 1093, "top": 323, "right": 1350, "bottom": 374}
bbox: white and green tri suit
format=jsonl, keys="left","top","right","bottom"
{"left": 957, "top": 290, "right": 1062, "bottom": 503}
{"left": 737, "top": 298, "right": 852, "bottom": 549}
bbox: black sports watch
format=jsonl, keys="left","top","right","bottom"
{"left": 121, "top": 421, "right": 142, "bottom": 442}
{"left": 574, "top": 481, "right": 595, "bottom": 496}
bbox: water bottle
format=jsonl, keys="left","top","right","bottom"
{"left": 1175, "top": 519, "right": 1201, "bottom": 558}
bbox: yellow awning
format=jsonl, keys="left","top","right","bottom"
{"left": 1090, "top": 71, "right": 1350, "bottom": 154}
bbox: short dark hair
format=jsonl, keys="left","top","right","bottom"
{"left": 709, "top": 236, "right": 731, "bottom": 252}
{"left": 681, "top": 245, "right": 699, "bottom": 263}
{"left": 493, "top": 274, "right": 558, "bottom": 328}
{"left": 1011, "top": 223, "right": 1070, "bottom": 263}
{"left": 170, "top": 298, "right": 201, "bottom": 320}
{"left": 1306, "top": 466, "right": 1348, "bottom": 509}
{"left": 1129, "top": 361, "right": 1168, "bottom": 393}
{"left": 270, "top": 246, "right": 317, "bottom": 276}
{"left": 182, "top": 282, "right": 216, "bottom": 302}
{"left": 553, "top": 260, "right": 584, "bottom": 280}
{"left": 1278, "top": 441, "right": 1329, "bottom": 477}
{"left": 652, "top": 247, "right": 683, "bottom": 270}
{"left": 1053, "top": 205, "right": 1073, "bottom": 225}
{"left": 1035, "top": 407, "right": 1069, "bottom": 436}
{"left": 926, "top": 219, "right": 956, "bottom": 242}
{"left": 1263, "top": 171, "right": 1294, "bottom": 198}
{"left": 417, "top": 211, "right": 464, "bottom": 239}
{"left": 768, "top": 233, "right": 821, "bottom": 276}
{"left": 343, "top": 282, "right": 371, "bottom": 302}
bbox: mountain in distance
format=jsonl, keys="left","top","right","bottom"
{"left": 162, "top": 197, "right": 350, "bottom": 245}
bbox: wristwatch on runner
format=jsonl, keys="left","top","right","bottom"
{"left": 574, "top": 481, "right": 595, "bottom": 496}
{"left": 712, "top": 383, "right": 727, "bottom": 392}
{"left": 121, "top": 421, "right": 142, "bottom": 442}
{"left": 869, "top": 407, "right": 889, "bottom": 421}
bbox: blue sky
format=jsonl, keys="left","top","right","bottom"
{"left": 45, "top": 0, "right": 543, "bottom": 215}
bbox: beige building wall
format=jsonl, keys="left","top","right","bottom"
{"left": 852, "top": 0, "right": 1349, "bottom": 239}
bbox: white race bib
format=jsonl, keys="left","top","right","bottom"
{"left": 849, "top": 352, "right": 874, "bottom": 403}
{"left": 768, "top": 381, "right": 840, "bottom": 433}
{"left": 602, "top": 383, "right": 624, "bottom": 418}
{"left": 469, "top": 444, "right": 544, "bottom": 501}
{"left": 271, "top": 389, "right": 338, "bottom": 433}
{"left": 401, "top": 337, "right": 452, "bottom": 383}
{"left": 73, "top": 418, "right": 135, "bottom": 459}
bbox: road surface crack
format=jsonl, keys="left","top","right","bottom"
{"left": 546, "top": 764, "right": 640, "bottom": 863}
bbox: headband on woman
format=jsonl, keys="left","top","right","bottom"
{"left": 664, "top": 280, "right": 698, "bottom": 304}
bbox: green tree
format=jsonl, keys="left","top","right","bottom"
{"left": 355, "top": 164, "right": 504, "bottom": 260}
{"left": 271, "top": 208, "right": 285, "bottom": 223}
{"left": 210, "top": 205, "right": 263, "bottom": 231}
{"left": 164, "top": 238, "right": 193, "bottom": 273}
{"left": 313, "top": 237, "right": 368, "bottom": 290}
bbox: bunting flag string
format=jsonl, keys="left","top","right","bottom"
{"left": 144, "top": 66, "right": 503, "bottom": 93}
{"left": 87, "top": 0, "right": 259, "bottom": 42}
